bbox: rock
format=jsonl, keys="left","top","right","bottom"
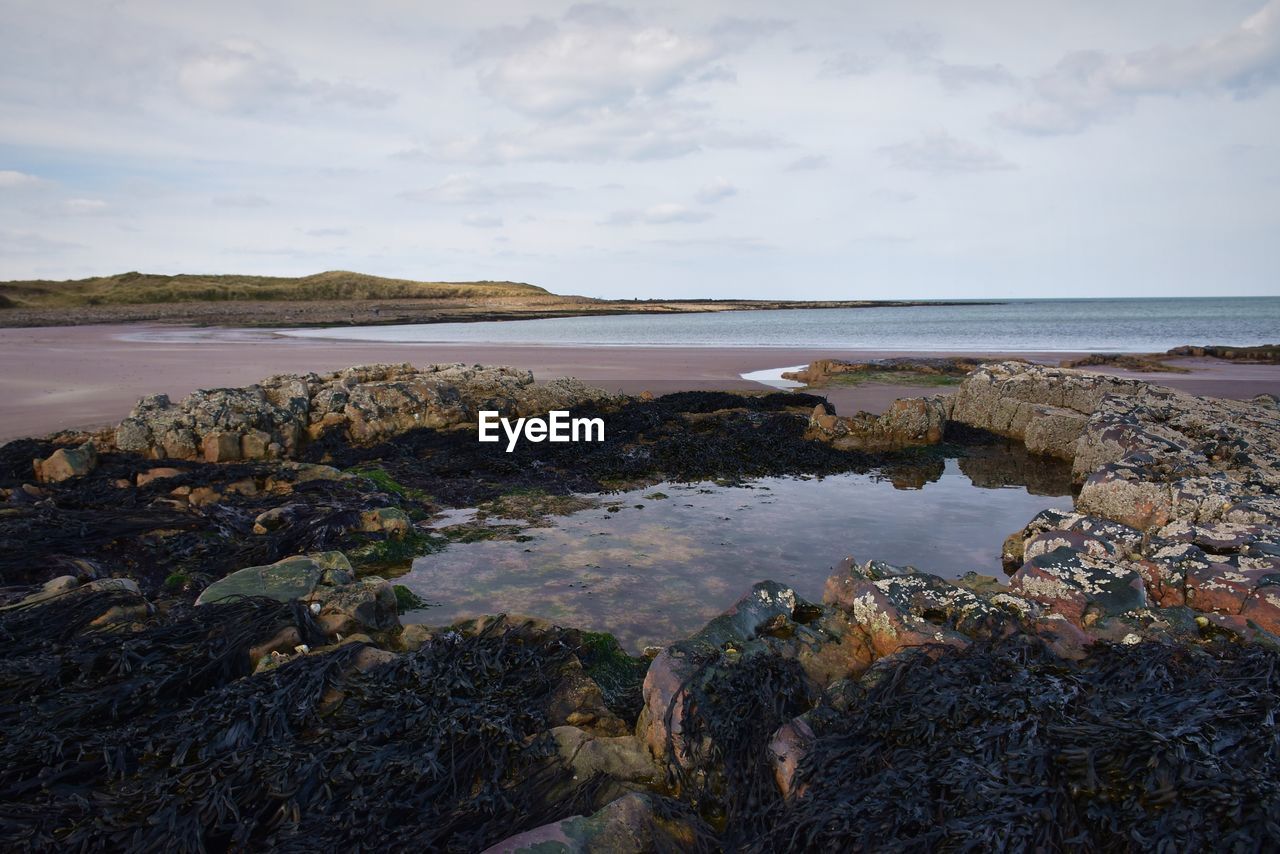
{"left": 358, "top": 507, "right": 412, "bottom": 537}
{"left": 201, "top": 431, "right": 242, "bottom": 463}
{"left": 33, "top": 442, "right": 97, "bottom": 483}
{"left": 395, "top": 623, "right": 434, "bottom": 651}
{"left": 252, "top": 503, "right": 306, "bottom": 534}
{"left": 194, "top": 552, "right": 350, "bottom": 605}
{"left": 768, "top": 716, "right": 816, "bottom": 800}
{"left": 482, "top": 793, "right": 697, "bottom": 854}
{"left": 550, "top": 727, "right": 662, "bottom": 790}
{"left": 136, "top": 467, "right": 183, "bottom": 487}
{"left": 1010, "top": 546, "right": 1148, "bottom": 627}
{"left": 807, "top": 395, "right": 951, "bottom": 452}
{"left": 547, "top": 659, "right": 631, "bottom": 737}
{"left": 304, "top": 576, "right": 401, "bottom": 633}
{"left": 114, "top": 363, "right": 622, "bottom": 461}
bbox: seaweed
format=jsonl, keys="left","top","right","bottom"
{"left": 667, "top": 649, "right": 813, "bottom": 845}
{"left": 754, "top": 638, "right": 1280, "bottom": 852}
{"left": 0, "top": 597, "right": 598, "bottom": 852}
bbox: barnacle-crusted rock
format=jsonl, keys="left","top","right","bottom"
{"left": 1010, "top": 546, "right": 1148, "bottom": 627}
{"left": 113, "top": 363, "right": 621, "bottom": 462}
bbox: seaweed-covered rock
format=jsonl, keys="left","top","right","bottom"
{"left": 194, "top": 551, "right": 352, "bottom": 606}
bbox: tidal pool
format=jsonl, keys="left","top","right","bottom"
{"left": 400, "top": 446, "right": 1074, "bottom": 652}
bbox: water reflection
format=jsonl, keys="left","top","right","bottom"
{"left": 402, "top": 445, "right": 1074, "bottom": 652}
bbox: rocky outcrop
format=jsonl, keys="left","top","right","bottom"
{"left": 782, "top": 356, "right": 983, "bottom": 386}
{"left": 113, "top": 363, "right": 620, "bottom": 462}
{"left": 949, "top": 362, "right": 1145, "bottom": 460}
{"left": 805, "top": 396, "right": 951, "bottom": 451}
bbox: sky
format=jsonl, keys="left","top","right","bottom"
{"left": 0, "top": 0, "right": 1278, "bottom": 299}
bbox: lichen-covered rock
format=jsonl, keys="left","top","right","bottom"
{"left": 949, "top": 362, "right": 1143, "bottom": 457}
{"left": 113, "top": 363, "right": 621, "bottom": 462}
{"left": 1010, "top": 546, "right": 1148, "bottom": 627}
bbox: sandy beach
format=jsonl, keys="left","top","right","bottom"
{"left": 2, "top": 323, "right": 1277, "bottom": 442}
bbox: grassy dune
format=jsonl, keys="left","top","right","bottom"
{"left": 0, "top": 270, "right": 552, "bottom": 308}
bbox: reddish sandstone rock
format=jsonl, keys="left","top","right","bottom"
{"left": 1010, "top": 547, "right": 1147, "bottom": 627}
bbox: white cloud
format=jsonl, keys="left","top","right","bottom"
{"left": 398, "top": 174, "right": 560, "bottom": 205}
{"left": 695, "top": 177, "right": 737, "bottom": 204}
{"left": 0, "top": 170, "right": 44, "bottom": 188}
{"left": 1002, "top": 0, "right": 1280, "bottom": 134}
{"left": 63, "top": 198, "right": 108, "bottom": 214}
{"left": 604, "top": 203, "right": 712, "bottom": 225}
{"left": 880, "top": 132, "right": 1015, "bottom": 174}
{"left": 213, "top": 194, "right": 271, "bottom": 208}
{"left": 785, "top": 154, "right": 830, "bottom": 171}
{"left": 462, "top": 6, "right": 783, "bottom": 118}
{"left": 178, "top": 38, "right": 393, "bottom": 114}
{"left": 464, "top": 213, "right": 504, "bottom": 228}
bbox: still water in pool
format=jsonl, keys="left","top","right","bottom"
{"left": 401, "top": 448, "right": 1073, "bottom": 652}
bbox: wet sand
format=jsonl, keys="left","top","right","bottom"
{"left": 1, "top": 324, "right": 1277, "bottom": 441}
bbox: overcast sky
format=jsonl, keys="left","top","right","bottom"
{"left": 1, "top": 1, "right": 1278, "bottom": 299}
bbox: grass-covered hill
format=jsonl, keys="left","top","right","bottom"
{"left": 0, "top": 271, "right": 553, "bottom": 308}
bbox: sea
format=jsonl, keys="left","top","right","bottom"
{"left": 277, "top": 296, "right": 1280, "bottom": 352}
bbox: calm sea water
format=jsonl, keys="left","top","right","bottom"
{"left": 280, "top": 297, "right": 1280, "bottom": 352}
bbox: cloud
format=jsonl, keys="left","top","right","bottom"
{"left": 1001, "top": 0, "right": 1280, "bottom": 134}
{"left": 880, "top": 132, "right": 1015, "bottom": 174}
{"left": 820, "top": 52, "right": 877, "bottom": 78}
{"left": 463, "top": 9, "right": 717, "bottom": 117}
{"left": 441, "top": 6, "right": 786, "bottom": 163}
{"left": 0, "top": 170, "right": 44, "bottom": 188}
{"left": 934, "top": 62, "right": 1016, "bottom": 92}
{"left": 463, "top": 213, "right": 504, "bottom": 228}
{"left": 785, "top": 154, "right": 830, "bottom": 171}
{"left": 410, "top": 101, "right": 784, "bottom": 165}
{"left": 213, "top": 194, "right": 271, "bottom": 208}
{"left": 695, "top": 178, "right": 737, "bottom": 204}
{"left": 398, "top": 174, "right": 559, "bottom": 204}
{"left": 178, "top": 39, "right": 394, "bottom": 114}
{"left": 304, "top": 227, "right": 348, "bottom": 237}
{"left": 604, "top": 203, "right": 712, "bottom": 225}
{"left": 62, "top": 198, "right": 108, "bottom": 215}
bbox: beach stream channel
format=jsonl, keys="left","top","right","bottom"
{"left": 399, "top": 442, "right": 1074, "bottom": 652}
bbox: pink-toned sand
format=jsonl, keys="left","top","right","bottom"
{"left": 1, "top": 324, "right": 1276, "bottom": 441}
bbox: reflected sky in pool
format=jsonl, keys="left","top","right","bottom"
{"left": 401, "top": 452, "right": 1073, "bottom": 652}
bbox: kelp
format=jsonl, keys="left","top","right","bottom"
{"left": 746, "top": 638, "right": 1280, "bottom": 852}
{"left": 666, "top": 649, "right": 813, "bottom": 847}
{"left": 0, "top": 595, "right": 598, "bottom": 852}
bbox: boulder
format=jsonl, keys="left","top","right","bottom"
{"left": 33, "top": 442, "right": 97, "bottom": 483}
{"left": 195, "top": 552, "right": 352, "bottom": 606}
{"left": 304, "top": 576, "right": 400, "bottom": 633}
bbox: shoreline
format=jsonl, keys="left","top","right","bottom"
{"left": 2, "top": 322, "right": 1278, "bottom": 442}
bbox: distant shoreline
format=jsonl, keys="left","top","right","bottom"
{"left": 0, "top": 296, "right": 1001, "bottom": 329}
